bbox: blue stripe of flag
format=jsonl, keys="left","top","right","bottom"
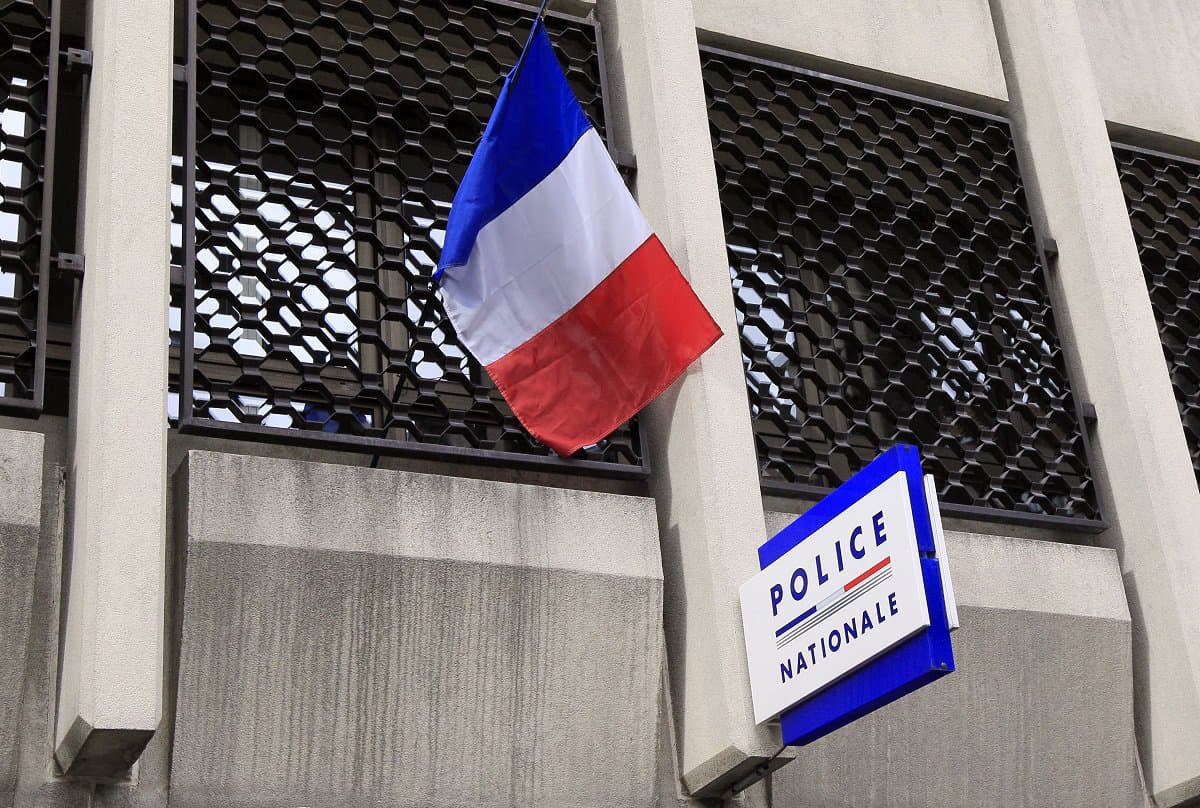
{"left": 436, "top": 19, "right": 593, "bottom": 278}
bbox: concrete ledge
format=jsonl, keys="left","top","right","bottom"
{"left": 183, "top": 451, "right": 661, "bottom": 578}
{"left": 681, "top": 743, "right": 796, "bottom": 799}
{"left": 54, "top": 716, "right": 153, "bottom": 780}
{"left": 762, "top": 516, "right": 1145, "bottom": 807}
{"left": 0, "top": 428, "right": 45, "bottom": 796}
{"left": 171, "top": 451, "right": 664, "bottom": 807}
{"left": 943, "top": 530, "right": 1129, "bottom": 620}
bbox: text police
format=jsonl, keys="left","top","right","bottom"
{"left": 768, "top": 509, "right": 903, "bottom": 683}
{"left": 770, "top": 510, "right": 888, "bottom": 615}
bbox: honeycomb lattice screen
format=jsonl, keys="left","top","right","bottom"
{"left": 701, "top": 46, "right": 1100, "bottom": 524}
{"left": 172, "top": 0, "right": 643, "bottom": 471}
{"left": 1114, "top": 145, "right": 1200, "bottom": 487}
{"left": 0, "top": 0, "right": 50, "bottom": 409}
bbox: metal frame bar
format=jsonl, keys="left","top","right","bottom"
{"left": 174, "top": 0, "right": 648, "bottom": 480}
{"left": 700, "top": 44, "right": 1107, "bottom": 531}
{"left": 1112, "top": 139, "right": 1200, "bottom": 168}
{"left": 699, "top": 43, "right": 1010, "bottom": 126}
{"left": 588, "top": 6, "right": 618, "bottom": 162}
{"left": 762, "top": 478, "right": 1106, "bottom": 534}
{"left": 0, "top": 0, "right": 62, "bottom": 417}
{"left": 1015, "top": 141, "right": 1110, "bottom": 534}
{"left": 179, "top": 0, "right": 198, "bottom": 424}
{"left": 179, "top": 417, "right": 649, "bottom": 480}
{"left": 488, "top": 0, "right": 594, "bottom": 27}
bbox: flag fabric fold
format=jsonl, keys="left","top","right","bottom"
{"left": 437, "top": 17, "right": 721, "bottom": 457}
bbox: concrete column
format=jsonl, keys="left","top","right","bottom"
{"left": 596, "top": 0, "right": 785, "bottom": 797}
{"left": 55, "top": 0, "right": 173, "bottom": 778}
{"left": 989, "top": 1, "right": 1200, "bottom": 804}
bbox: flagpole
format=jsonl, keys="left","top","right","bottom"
{"left": 511, "top": 0, "right": 552, "bottom": 84}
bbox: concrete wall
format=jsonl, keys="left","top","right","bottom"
{"left": 0, "top": 429, "right": 45, "bottom": 801}
{"left": 762, "top": 516, "right": 1147, "bottom": 808}
{"left": 2, "top": 433, "right": 1153, "bottom": 808}
{"left": 1078, "top": 0, "right": 1200, "bottom": 148}
{"left": 1, "top": 418, "right": 99, "bottom": 808}
{"left": 7, "top": 0, "right": 1200, "bottom": 805}
{"left": 692, "top": 0, "right": 1007, "bottom": 109}
{"left": 168, "top": 451, "right": 665, "bottom": 808}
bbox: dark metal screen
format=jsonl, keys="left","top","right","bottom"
{"left": 1114, "top": 144, "right": 1200, "bottom": 486}
{"left": 702, "top": 46, "right": 1100, "bottom": 527}
{"left": 172, "top": 0, "right": 644, "bottom": 476}
{"left": 0, "top": 0, "right": 58, "bottom": 414}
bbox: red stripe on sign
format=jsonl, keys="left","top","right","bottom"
{"left": 485, "top": 234, "right": 722, "bottom": 457}
{"left": 844, "top": 556, "right": 891, "bottom": 592}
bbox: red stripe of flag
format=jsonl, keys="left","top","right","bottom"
{"left": 844, "top": 556, "right": 891, "bottom": 592}
{"left": 485, "top": 234, "right": 721, "bottom": 457}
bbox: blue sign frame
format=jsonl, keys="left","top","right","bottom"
{"left": 758, "top": 445, "right": 955, "bottom": 746}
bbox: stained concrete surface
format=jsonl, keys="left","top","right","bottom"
{"left": 0, "top": 428, "right": 45, "bottom": 801}
{"left": 770, "top": 605, "right": 1144, "bottom": 807}
{"left": 169, "top": 451, "right": 664, "bottom": 808}
{"left": 762, "top": 516, "right": 1146, "bottom": 807}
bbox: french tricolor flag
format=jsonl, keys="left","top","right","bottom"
{"left": 437, "top": 18, "right": 721, "bottom": 457}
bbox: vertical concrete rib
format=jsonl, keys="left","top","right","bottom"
{"left": 596, "top": 0, "right": 786, "bottom": 797}
{"left": 54, "top": 0, "right": 174, "bottom": 778}
{"left": 988, "top": 0, "right": 1200, "bottom": 803}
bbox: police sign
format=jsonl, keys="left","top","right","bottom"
{"left": 740, "top": 445, "right": 958, "bottom": 744}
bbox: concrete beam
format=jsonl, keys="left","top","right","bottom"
{"left": 55, "top": 0, "right": 174, "bottom": 778}
{"left": 595, "top": 0, "right": 785, "bottom": 797}
{"left": 988, "top": 0, "right": 1200, "bottom": 804}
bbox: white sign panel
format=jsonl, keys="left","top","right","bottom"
{"left": 739, "top": 470, "right": 931, "bottom": 723}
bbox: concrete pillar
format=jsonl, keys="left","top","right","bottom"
{"left": 988, "top": 1, "right": 1200, "bottom": 804}
{"left": 596, "top": 0, "right": 785, "bottom": 797}
{"left": 55, "top": 0, "right": 173, "bottom": 778}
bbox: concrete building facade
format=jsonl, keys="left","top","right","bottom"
{"left": 0, "top": 0, "right": 1198, "bottom": 806}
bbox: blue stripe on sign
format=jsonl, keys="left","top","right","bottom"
{"left": 436, "top": 18, "right": 593, "bottom": 278}
{"left": 776, "top": 570, "right": 892, "bottom": 649}
{"left": 774, "top": 604, "right": 819, "bottom": 638}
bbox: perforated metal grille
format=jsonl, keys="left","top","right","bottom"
{"left": 1114, "top": 145, "right": 1200, "bottom": 486}
{"left": 702, "top": 47, "right": 1099, "bottom": 523}
{"left": 0, "top": 0, "right": 49, "bottom": 406}
{"left": 172, "top": 0, "right": 642, "bottom": 470}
